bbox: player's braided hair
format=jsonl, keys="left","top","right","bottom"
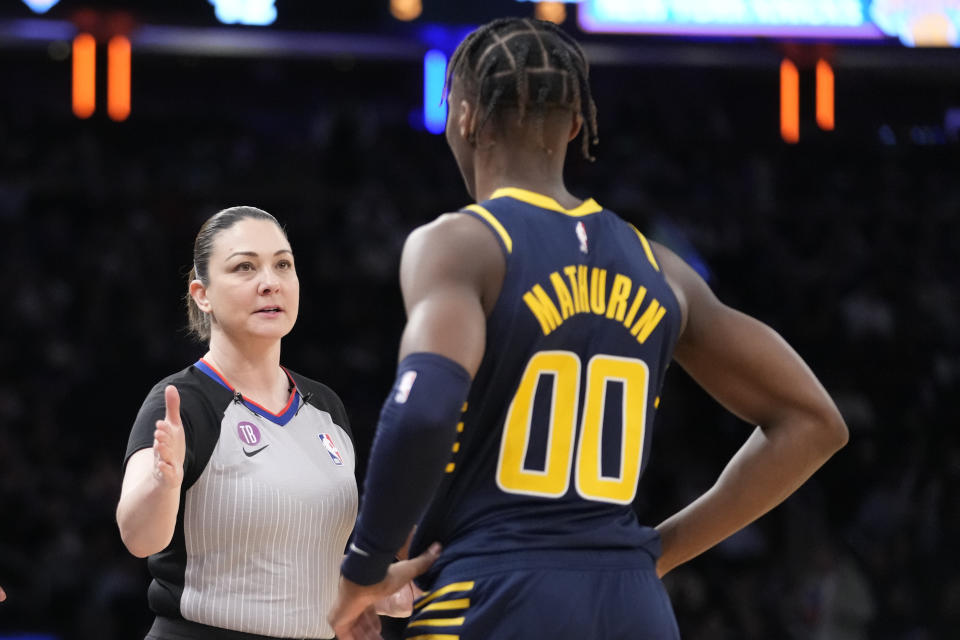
{"left": 446, "top": 17, "right": 599, "bottom": 160}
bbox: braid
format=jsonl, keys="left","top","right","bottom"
{"left": 445, "top": 17, "right": 599, "bottom": 161}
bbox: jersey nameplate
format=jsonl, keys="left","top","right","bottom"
{"left": 522, "top": 264, "right": 667, "bottom": 342}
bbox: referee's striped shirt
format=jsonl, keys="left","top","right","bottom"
{"left": 125, "top": 361, "right": 357, "bottom": 639}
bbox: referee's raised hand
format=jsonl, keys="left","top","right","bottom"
{"left": 153, "top": 385, "right": 185, "bottom": 487}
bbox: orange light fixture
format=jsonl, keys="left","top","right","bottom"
{"left": 72, "top": 33, "right": 96, "bottom": 119}
{"left": 535, "top": 2, "right": 567, "bottom": 24}
{"left": 780, "top": 58, "right": 799, "bottom": 144}
{"left": 390, "top": 0, "right": 422, "bottom": 21}
{"left": 816, "top": 59, "right": 834, "bottom": 131}
{"left": 107, "top": 35, "right": 131, "bottom": 122}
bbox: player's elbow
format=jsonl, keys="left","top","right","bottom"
{"left": 420, "top": 402, "right": 462, "bottom": 434}
{"left": 807, "top": 402, "right": 849, "bottom": 457}
{"left": 381, "top": 389, "right": 464, "bottom": 439}
{"left": 390, "top": 404, "right": 458, "bottom": 444}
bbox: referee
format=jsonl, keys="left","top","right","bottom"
{"left": 117, "top": 207, "right": 364, "bottom": 639}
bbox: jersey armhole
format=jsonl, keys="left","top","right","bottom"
{"left": 462, "top": 204, "right": 513, "bottom": 258}
{"left": 627, "top": 223, "right": 661, "bottom": 272}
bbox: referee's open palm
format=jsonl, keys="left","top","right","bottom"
{"left": 153, "top": 385, "right": 185, "bottom": 487}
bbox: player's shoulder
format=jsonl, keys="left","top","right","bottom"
{"left": 402, "top": 211, "right": 504, "bottom": 275}
{"left": 648, "top": 240, "right": 731, "bottom": 338}
{"left": 648, "top": 241, "right": 686, "bottom": 274}
{"left": 406, "top": 211, "right": 497, "bottom": 250}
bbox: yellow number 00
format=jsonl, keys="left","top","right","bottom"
{"left": 495, "top": 351, "right": 650, "bottom": 505}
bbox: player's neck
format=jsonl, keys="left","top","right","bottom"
{"left": 474, "top": 148, "right": 578, "bottom": 208}
{"left": 203, "top": 337, "right": 288, "bottom": 408}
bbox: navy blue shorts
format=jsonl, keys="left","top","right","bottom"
{"left": 403, "top": 548, "right": 680, "bottom": 640}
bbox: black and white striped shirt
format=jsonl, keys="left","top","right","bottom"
{"left": 125, "top": 360, "right": 357, "bottom": 639}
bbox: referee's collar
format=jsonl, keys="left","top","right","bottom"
{"left": 194, "top": 359, "right": 301, "bottom": 426}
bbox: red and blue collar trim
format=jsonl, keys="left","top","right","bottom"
{"left": 194, "top": 359, "right": 301, "bottom": 426}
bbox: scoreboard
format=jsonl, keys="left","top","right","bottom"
{"left": 575, "top": 0, "right": 960, "bottom": 47}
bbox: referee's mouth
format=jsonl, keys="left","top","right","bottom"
{"left": 254, "top": 305, "right": 284, "bottom": 315}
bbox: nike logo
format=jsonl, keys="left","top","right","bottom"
{"left": 243, "top": 445, "right": 269, "bottom": 457}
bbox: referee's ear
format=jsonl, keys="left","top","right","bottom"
{"left": 189, "top": 279, "right": 211, "bottom": 313}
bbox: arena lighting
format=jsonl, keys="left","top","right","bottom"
{"left": 423, "top": 49, "right": 447, "bottom": 134}
{"left": 535, "top": 2, "right": 568, "bottom": 24}
{"left": 578, "top": 0, "right": 883, "bottom": 38}
{"left": 816, "top": 59, "right": 834, "bottom": 131}
{"left": 416, "top": 24, "right": 476, "bottom": 54}
{"left": 21, "top": 0, "right": 60, "bottom": 13}
{"left": 72, "top": 33, "right": 96, "bottom": 119}
{"left": 578, "top": 0, "right": 960, "bottom": 46}
{"left": 108, "top": 35, "right": 131, "bottom": 122}
{"left": 780, "top": 59, "right": 799, "bottom": 144}
{"left": 209, "top": 0, "right": 277, "bottom": 26}
{"left": 870, "top": 0, "right": 960, "bottom": 46}
{"left": 391, "top": 0, "right": 423, "bottom": 22}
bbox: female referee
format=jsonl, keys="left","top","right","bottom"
{"left": 117, "top": 206, "right": 425, "bottom": 640}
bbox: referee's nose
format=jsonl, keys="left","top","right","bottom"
{"left": 258, "top": 270, "right": 281, "bottom": 295}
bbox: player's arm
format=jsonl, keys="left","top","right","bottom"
{"left": 116, "top": 385, "right": 185, "bottom": 558}
{"left": 330, "top": 214, "right": 502, "bottom": 639}
{"left": 343, "top": 212, "right": 499, "bottom": 575}
{"left": 652, "top": 243, "right": 848, "bottom": 577}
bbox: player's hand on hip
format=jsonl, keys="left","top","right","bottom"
{"left": 0, "top": 584, "right": 6, "bottom": 602}
{"left": 374, "top": 581, "right": 415, "bottom": 618}
{"left": 153, "top": 385, "right": 185, "bottom": 487}
{"left": 332, "top": 604, "right": 382, "bottom": 640}
{"left": 329, "top": 543, "right": 441, "bottom": 637}
{"left": 373, "top": 526, "right": 425, "bottom": 616}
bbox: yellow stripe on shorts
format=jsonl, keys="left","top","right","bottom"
{"left": 408, "top": 617, "right": 465, "bottom": 628}
{"left": 422, "top": 598, "right": 470, "bottom": 612}
{"left": 413, "top": 581, "right": 475, "bottom": 611}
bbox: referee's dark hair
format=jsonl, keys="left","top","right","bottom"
{"left": 446, "top": 16, "right": 599, "bottom": 160}
{"left": 186, "top": 206, "right": 286, "bottom": 342}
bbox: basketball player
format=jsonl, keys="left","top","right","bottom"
{"left": 330, "top": 18, "right": 849, "bottom": 640}
{"left": 118, "top": 206, "right": 420, "bottom": 639}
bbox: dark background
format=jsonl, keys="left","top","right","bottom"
{"left": 1, "top": 1, "right": 958, "bottom": 639}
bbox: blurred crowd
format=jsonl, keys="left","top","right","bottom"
{"left": 0, "top": 56, "right": 957, "bottom": 640}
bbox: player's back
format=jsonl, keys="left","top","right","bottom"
{"left": 412, "top": 187, "right": 682, "bottom": 582}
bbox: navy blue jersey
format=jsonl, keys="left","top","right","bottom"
{"left": 411, "top": 187, "right": 682, "bottom": 584}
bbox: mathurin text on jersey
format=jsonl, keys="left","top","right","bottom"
{"left": 522, "top": 265, "right": 666, "bottom": 342}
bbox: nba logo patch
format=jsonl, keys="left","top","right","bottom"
{"left": 394, "top": 370, "right": 417, "bottom": 404}
{"left": 575, "top": 221, "right": 588, "bottom": 254}
{"left": 318, "top": 433, "right": 344, "bottom": 465}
